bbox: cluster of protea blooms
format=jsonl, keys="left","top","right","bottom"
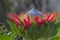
{"left": 7, "top": 13, "right": 58, "bottom": 30}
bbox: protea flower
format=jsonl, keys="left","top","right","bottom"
{"left": 7, "top": 13, "right": 59, "bottom": 40}
{"left": 7, "top": 12, "right": 58, "bottom": 28}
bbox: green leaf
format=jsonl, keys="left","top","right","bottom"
{"left": 7, "top": 20, "right": 23, "bottom": 39}
{"left": 28, "top": 22, "right": 41, "bottom": 40}
{"left": 50, "top": 36, "right": 60, "bottom": 40}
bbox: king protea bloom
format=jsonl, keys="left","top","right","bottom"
{"left": 7, "top": 13, "right": 58, "bottom": 29}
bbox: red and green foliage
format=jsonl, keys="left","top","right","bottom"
{"left": 7, "top": 13, "right": 60, "bottom": 40}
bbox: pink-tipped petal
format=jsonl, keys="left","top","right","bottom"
{"left": 7, "top": 13, "right": 21, "bottom": 26}
{"left": 45, "top": 13, "right": 51, "bottom": 21}
{"left": 14, "top": 14, "right": 21, "bottom": 21}
{"left": 50, "top": 14, "right": 58, "bottom": 22}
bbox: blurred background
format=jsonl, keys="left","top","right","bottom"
{"left": 0, "top": 0, "right": 60, "bottom": 23}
